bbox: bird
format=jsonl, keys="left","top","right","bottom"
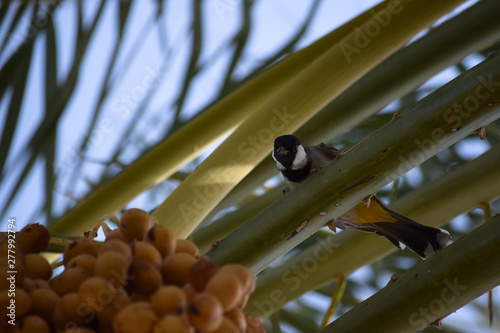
{"left": 272, "top": 134, "right": 452, "bottom": 259}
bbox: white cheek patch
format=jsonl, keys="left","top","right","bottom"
{"left": 275, "top": 161, "right": 286, "bottom": 170}
{"left": 292, "top": 145, "right": 308, "bottom": 170}
{"left": 272, "top": 150, "right": 286, "bottom": 170}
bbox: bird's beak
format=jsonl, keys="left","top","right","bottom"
{"left": 276, "top": 146, "right": 288, "bottom": 156}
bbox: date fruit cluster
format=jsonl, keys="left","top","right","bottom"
{"left": 0, "top": 209, "right": 265, "bottom": 333}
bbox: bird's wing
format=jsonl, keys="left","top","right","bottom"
{"left": 305, "top": 143, "right": 341, "bottom": 172}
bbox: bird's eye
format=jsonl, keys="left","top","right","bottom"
{"left": 293, "top": 145, "right": 298, "bottom": 152}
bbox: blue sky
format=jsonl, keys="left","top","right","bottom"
{"left": 1, "top": 1, "right": 497, "bottom": 332}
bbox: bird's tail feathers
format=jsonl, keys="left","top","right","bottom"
{"left": 334, "top": 196, "right": 452, "bottom": 259}
{"left": 370, "top": 218, "right": 452, "bottom": 259}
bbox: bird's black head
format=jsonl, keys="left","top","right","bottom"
{"left": 272, "top": 135, "right": 306, "bottom": 170}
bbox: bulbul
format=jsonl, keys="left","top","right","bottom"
{"left": 272, "top": 134, "right": 452, "bottom": 259}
